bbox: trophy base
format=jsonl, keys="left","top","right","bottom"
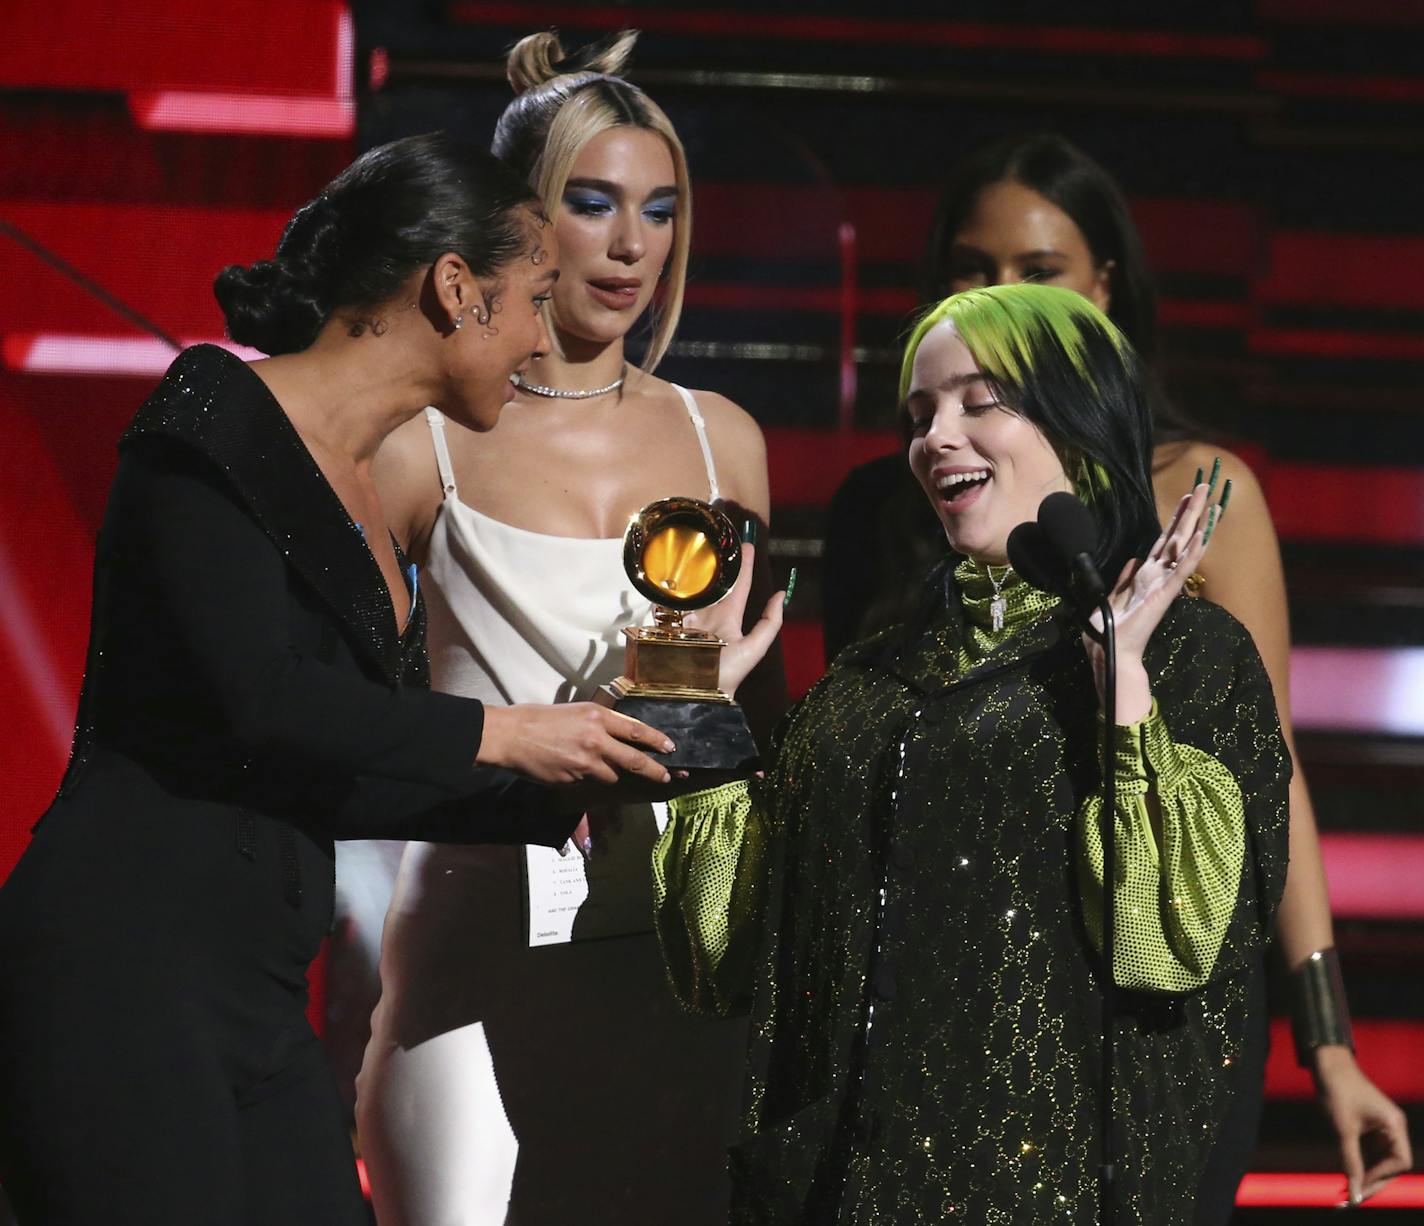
{"left": 596, "top": 689, "right": 761, "bottom": 774}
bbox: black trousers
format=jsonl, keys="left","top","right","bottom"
{"left": 0, "top": 1017, "right": 364, "bottom": 1225}
{"left": 0, "top": 762, "right": 366, "bottom": 1226}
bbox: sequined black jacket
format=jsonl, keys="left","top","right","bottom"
{"left": 726, "top": 580, "right": 1291, "bottom": 1224}
{"left": 48, "top": 344, "right": 573, "bottom": 858}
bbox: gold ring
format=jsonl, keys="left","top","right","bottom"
{"left": 1184, "top": 572, "right": 1206, "bottom": 596}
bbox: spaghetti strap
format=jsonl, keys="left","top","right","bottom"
{"left": 424, "top": 406, "right": 459, "bottom": 499}
{"left": 672, "top": 384, "right": 720, "bottom": 503}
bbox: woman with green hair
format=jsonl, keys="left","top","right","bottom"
{"left": 658, "top": 282, "right": 1290, "bottom": 1222}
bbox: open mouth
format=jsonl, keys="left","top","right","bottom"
{"left": 934, "top": 468, "right": 991, "bottom": 510}
{"left": 586, "top": 279, "right": 642, "bottom": 311}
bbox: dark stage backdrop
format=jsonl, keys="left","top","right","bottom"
{"left": 2, "top": 0, "right": 1423, "bottom": 1215}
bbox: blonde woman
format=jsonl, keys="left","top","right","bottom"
{"left": 356, "top": 32, "right": 784, "bottom": 1226}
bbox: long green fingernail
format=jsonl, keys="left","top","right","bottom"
{"left": 741, "top": 516, "right": 759, "bottom": 546}
{"left": 1203, "top": 504, "right": 1219, "bottom": 543}
{"left": 1193, "top": 466, "right": 1204, "bottom": 488}
{"left": 783, "top": 567, "right": 798, "bottom": 608}
{"left": 1219, "top": 478, "right": 1233, "bottom": 514}
{"left": 1208, "top": 456, "right": 1222, "bottom": 496}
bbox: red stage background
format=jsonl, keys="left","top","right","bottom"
{"left": 2, "top": 1, "right": 1422, "bottom": 1216}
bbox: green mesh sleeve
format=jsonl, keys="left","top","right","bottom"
{"left": 653, "top": 780, "right": 770, "bottom": 1016}
{"left": 1077, "top": 701, "right": 1246, "bottom": 994}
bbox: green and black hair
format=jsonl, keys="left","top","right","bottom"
{"left": 901, "top": 282, "right": 1160, "bottom": 580}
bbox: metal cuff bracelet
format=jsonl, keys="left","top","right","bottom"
{"left": 1290, "top": 946, "right": 1355, "bottom": 1067}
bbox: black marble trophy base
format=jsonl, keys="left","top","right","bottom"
{"left": 604, "top": 694, "right": 761, "bottom": 774}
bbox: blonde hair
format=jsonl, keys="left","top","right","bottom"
{"left": 493, "top": 30, "right": 690, "bottom": 373}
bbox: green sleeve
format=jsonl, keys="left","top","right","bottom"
{"left": 652, "top": 779, "right": 771, "bottom": 1016}
{"left": 1077, "top": 701, "right": 1246, "bottom": 994}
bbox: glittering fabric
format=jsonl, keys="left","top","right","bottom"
{"left": 51, "top": 344, "right": 438, "bottom": 898}
{"left": 118, "top": 344, "right": 420, "bottom": 686}
{"left": 656, "top": 779, "right": 769, "bottom": 1016}
{"left": 1079, "top": 702, "right": 1248, "bottom": 994}
{"left": 655, "top": 559, "right": 1290, "bottom": 1223}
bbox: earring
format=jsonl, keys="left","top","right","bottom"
{"left": 453, "top": 314, "right": 464, "bottom": 330}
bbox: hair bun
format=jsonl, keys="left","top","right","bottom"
{"left": 213, "top": 258, "right": 327, "bottom": 356}
{"left": 506, "top": 29, "right": 639, "bottom": 95}
{"left": 213, "top": 195, "right": 345, "bottom": 355}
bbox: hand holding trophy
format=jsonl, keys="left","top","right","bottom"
{"left": 598, "top": 497, "right": 777, "bottom": 775}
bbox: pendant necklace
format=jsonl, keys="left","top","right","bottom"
{"left": 515, "top": 364, "right": 627, "bottom": 400}
{"left": 987, "top": 564, "right": 1011, "bottom": 633}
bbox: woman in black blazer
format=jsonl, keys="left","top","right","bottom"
{"left": 0, "top": 133, "right": 672, "bottom": 1226}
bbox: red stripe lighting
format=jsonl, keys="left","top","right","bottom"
{"left": 780, "top": 619, "right": 826, "bottom": 699}
{"left": 128, "top": 91, "right": 354, "bottom": 138}
{"left": 2, "top": 335, "right": 261, "bottom": 377}
{"left": 1320, "top": 834, "right": 1424, "bottom": 921}
{"left": 1267, "top": 464, "right": 1424, "bottom": 547}
{"left": 128, "top": 8, "right": 354, "bottom": 137}
{"left": 449, "top": 4, "right": 1267, "bottom": 60}
{"left": 1252, "top": 328, "right": 1424, "bottom": 362}
{"left": 1259, "top": 233, "right": 1424, "bottom": 312}
{"left": 1292, "top": 646, "right": 1424, "bottom": 736}
{"left": 1155, "top": 300, "right": 1253, "bottom": 330}
{"left": 1237, "top": 1173, "right": 1424, "bottom": 1208}
{"left": 766, "top": 427, "right": 899, "bottom": 507}
{"left": 1258, "top": 69, "right": 1424, "bottom": 104}
{"left": 1265, "top": 1020, "right": 1424, "bottom": 1103}
{"left": 0, "top": 0, "right": 348, "bottom": 95}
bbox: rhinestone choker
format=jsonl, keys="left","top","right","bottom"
{"left": 515, "top": 365, "right": 627, "bottom": 400}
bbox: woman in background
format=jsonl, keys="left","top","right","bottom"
{"left": 358, "top": 32, "right": 783, "bottom": 1226}
{"left": 822, "top": 133, "right": 1411, "bottom": 1215}
{"left": 0, "top": 133, "right": 672, "bottom": 1226}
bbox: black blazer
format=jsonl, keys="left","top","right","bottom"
{"left": 48, "top": 344, "right": 574, "bottom": 853}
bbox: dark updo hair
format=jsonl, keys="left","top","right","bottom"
{"left": 925, "top": 132, "right": 1201, "bottom": 442}
{"left": 215, "top": 132, "right": 541, "bottom": 355}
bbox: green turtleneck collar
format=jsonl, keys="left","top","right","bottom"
{"left": 954, "top": 556, "right": 1061, "bottom": 650}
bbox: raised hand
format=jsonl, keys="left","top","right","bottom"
{"left": 684, "top": 542, "right": 784, "bottom": 699}
{"left": 477, "top": 703, "right": 676, "bottom": 786}
{"left": 1084, "top": 469, "right": 1231, "bottom": 722}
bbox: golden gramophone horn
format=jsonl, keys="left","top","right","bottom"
{"left": 599, "top": 497, "right": 760, "bottom": 772}
{"left": 623, "top": 497, "right": 741, "bottom": 617}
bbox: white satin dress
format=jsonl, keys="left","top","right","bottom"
{"left": 356, "top": 395, "right": 747, "bottom": 1226}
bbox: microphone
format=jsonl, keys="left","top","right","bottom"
{"left": 1005, "top": 520, "right": 1067, "bottom": 596}
{"left": 1036, "top": 491, "right": 1106, "bottom": 605}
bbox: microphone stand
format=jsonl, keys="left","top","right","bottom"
{"left": 1011, "top": 504, "right": 1120, "bottom": 1226}
{"left": 1087, "top": 593, "right": 1118, "bottom": 1226}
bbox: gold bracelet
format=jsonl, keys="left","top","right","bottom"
{"left": 1289, "top": 947, "right": 1355, "bottom": 1067}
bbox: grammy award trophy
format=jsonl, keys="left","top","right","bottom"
{"left": 598, "top": 497, "right": 761, "bottom": 774}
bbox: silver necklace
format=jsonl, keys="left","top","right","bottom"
{"left": 515, "top": 365, "right": 626, "bottom": 400}
{"left": 986, "top": 564, "right": 1011, "bottom": 632}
